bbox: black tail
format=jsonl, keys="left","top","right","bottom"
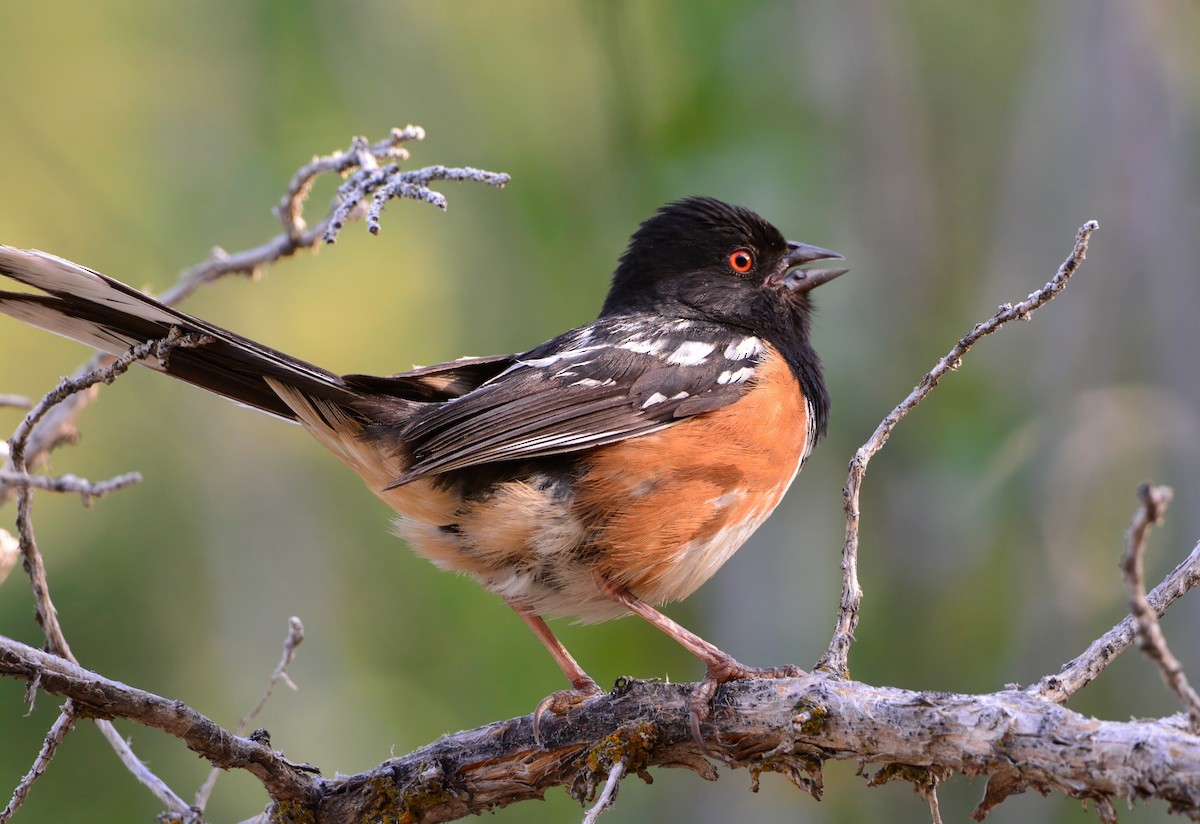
{"left": 0, "top": 246, "right": 362, "bottom": 420}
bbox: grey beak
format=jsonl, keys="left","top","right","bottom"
{"left": 784, "top": 241, "right": 843, "bottom": 268}
{"left": 773, "top": 240, "right": 849, "bottom": 294}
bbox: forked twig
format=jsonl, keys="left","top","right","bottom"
{"left": 1120, "top": 484, "right": 1200, "bottom": 731}
{"left": 1031, "top": 538, "right": 1200, "bottom": 702}
{"left": 817, "top": 220, "right": 1099, "bottom": 676}
{"left": 4, "top": 330, "right": 210, "bottom": 819}
{"left": 0, "top": 470, "right": 142, "bottom": 506}
{"left": 1, "top": 127, "right": 509, "bottom": 494}
{"left": 194, "top": 617, "right": 306, "bottom": 813}
{"left": 0, "top": 703, "right": 77, "bottom": 824}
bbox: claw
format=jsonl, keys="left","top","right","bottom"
{"left": 532, "top": 681, "right": 602, "bottom": 747}
{"left": 687, "top": 662, "right": 804, "bottom": 750}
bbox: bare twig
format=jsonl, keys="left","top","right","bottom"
{"left": 276, "top": 126, "right": 424, "bottom": 240}
{"left": 927, "top": 786, "right": 944, "bottom": 824}
{"left": 165, "top": 127, "right": 508, "bottom": 302}
{"left": 581, "top": 758, "right": 627, "bottom": 824}
{"left": 1031, "top": 538, "right": 1200, "bottom": 702}
{"left": 0, "top": 704, "right": 77, "bottom": 824}
{"left": 194, "top": 617, "right": 306, "bottom": 813}
{"left": 93, "top": 721, "right": 197, "bottom": 820}
{"left": 0, "top": 636, "right": 320, "bottom": 806}
{"left": 5, "top": 331, "right": 211, "bottom": 817}
{"left": 1119, "top": 484, "right": 1200, "bottom": 731}
{"left": 1, "top": 127, "right": 508, "bottom": 494}
{"left": 7, "top": 641, "right": 1198, "bottom": 822}
{"left": 8, "top": 330, "right": 207, "bottom": 658}
{"left": 817, "top": 220, "right": 1100, "bottom": 677}
{"left": 0, "top": 470, "right": 142, "bottom": 506}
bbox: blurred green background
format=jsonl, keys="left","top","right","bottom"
{"left": 2, "top": 2, "right": 1199, "bottom": 822}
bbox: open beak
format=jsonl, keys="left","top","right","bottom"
{"left": 769, "top": 240, "right": 848, "bottom": 295}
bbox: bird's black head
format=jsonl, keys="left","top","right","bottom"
{"left": 601, "top": 196, "right": 845, "bottom": 351}
{"left": 601, "top": 197, "right": 846, "bottom": 436}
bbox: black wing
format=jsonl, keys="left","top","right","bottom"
{"left": 390, "top": 316, "right": 768, "bottom": 485}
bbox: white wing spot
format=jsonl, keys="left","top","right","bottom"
{"left": 717, "top": 366, "right": 755, "bottom": 385}
{"left": 640, "top": 392, "right": 669, "bottom": 409}
{"left": 666, "top": 341, "right": 715, "bottom": 366}
{"left": 724, "top": 337, "right": 764, "bottom": 361}
{"left": 619, "top": 338, "right": 666, "bottom": 355}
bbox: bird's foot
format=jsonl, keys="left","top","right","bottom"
{"left": 533, "top": 679, "right": 603, "bottom": 747}
{"left": 688, "top": 659, "right": 804, "bottom": 748}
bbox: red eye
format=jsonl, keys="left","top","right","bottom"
{"left": 728, "top": 250, "right": 754, "bottom": 273}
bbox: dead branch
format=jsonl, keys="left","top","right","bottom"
{"left": 193, "top": 617, "right": 306, "bottom": 814}
{"left": 0, "top": 636, "right": 320, "bottom": 806}
{"left": 818, "top": 221, "right": 1100, "bottom": 677}
{"left": 3, "top": 635, "right": 1199, "bottom": 822}
{"left": 0, "top": 470, "right": 142, "bottom": 505}
{"left": 0, "top": 703, "right": 76, "bottom": 824}
{"left": 1120, "top": 485, "right": 1200, "bottom": 730}
{"left": 0, "top": 127, "right": 510, "bottom": 499}
{"left": 1030, "top": 537, "right": 1200, "bottom": 703}
{"left": 5, "top": 330, "right": 215, "bottom": 818}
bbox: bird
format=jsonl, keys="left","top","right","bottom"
{"left": 0, "top": 196, "right": 846, "bottom": 742}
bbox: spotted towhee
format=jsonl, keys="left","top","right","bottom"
{"left": 0, "top": 197, "right": 846, "bottom": 739}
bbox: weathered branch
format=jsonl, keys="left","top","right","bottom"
{"left": 0, "top": 470, "right": 142, "bottom": 505}
{"left": 4, "top": 330, "right": 218, "bottom": 819}
{"left": 1030, "top": 537, "right": 1200, "bottom": 703}
{"left": 4, "top": 635, "right": 1198, "bottom": 822}
{"left": 0, "top": 703, "right": 77, "bottom": 824}
{"left": 818, "top": 221, "right": 1100, "bottom": 677}
{"left": 1120, "top": 485, "right": 1200, "bottom": 731}
{"left": 0, "top": 127, "right": 509, "bottom": 500}
{"left": 193, "top": 617, "right": 306, "bottom": 814}
{"left": 0, "top": 636, "right": 320, "bottom": 806}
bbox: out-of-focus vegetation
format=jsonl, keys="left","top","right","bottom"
{"left": 2, "top": 3, "right": 1198, "bottom": 822}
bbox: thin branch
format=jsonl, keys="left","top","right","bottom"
{"left": 0, "top": 470, "right": 142, "bottom": 506}
{"left": 93, "top": 720, "right": 196, "bottom": 820}
{"left": 927, "top": 786, "right": 944, "bottom": 824}
{"left": 7, "top": 638, "right": 1200, "bottom": 822}
{"left": 0, "top": 703, "right": 77, "bottom": 823}
{"left": 276, "top": 126, "right": 424, "bottom": 240}
{"left": 1, "top": 127, "right": 508, "bottom": 498}
{"left": 0, "top": 635, "right": 320, "bottom": 806}
{"left": 581, "top": 758, "right": 626, "bottom": 824}
{"left": 164, "top": 128, "right": 508, "bottom": 302}
{"left": 817, "top": 220, "right": 1100, "bottom": 676}
{"left": 8, "top": 330, "right": 207, "bottom": 660}
{"left": 5, "top": 331, "right": 213, "bottom": 817}
{"left": 1120, "top": 484, "right": 1200, "bottom": 730}
{"left": 194, "top": 617, "right": 306, "bottom": 813}
{"left": 1031, "top": 538, "right": 1200, "bottom": 702}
